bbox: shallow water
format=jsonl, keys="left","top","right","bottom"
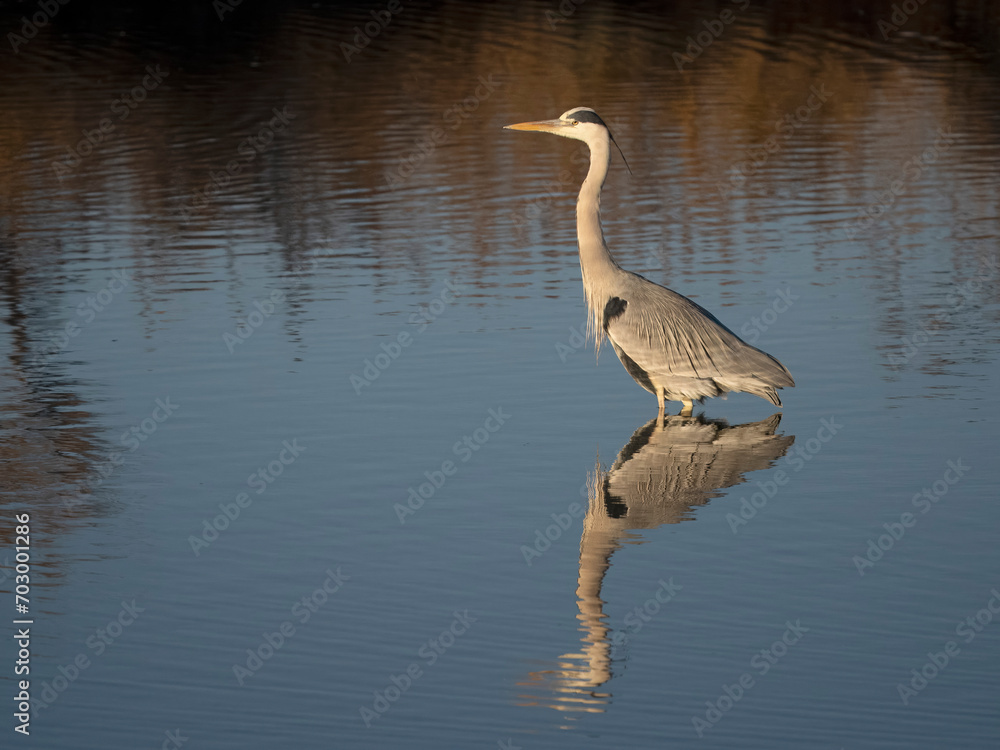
{"left": 1, "top": 1, "right": 999, "bottom": 748}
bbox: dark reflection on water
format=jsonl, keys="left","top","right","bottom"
{"left": 0, "top": 1, "right": 999, "bottom": 749}
{"left": 519, "top": 414, "right": 793, "bottom": 713}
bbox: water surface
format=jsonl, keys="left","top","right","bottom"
{"left": 1, "top": 1, "right": 999, "bottom": 748}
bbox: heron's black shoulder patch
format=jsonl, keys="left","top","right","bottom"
{"left": 603, "top": 296, "right": 627, "bottom": 332}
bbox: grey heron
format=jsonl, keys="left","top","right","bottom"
{"left": 505, "top": 107, "right": 794, "bottom": 416}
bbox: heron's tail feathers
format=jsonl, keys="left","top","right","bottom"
{"left": 761, "top": 387, "right": 782, "bottom": 408}
{"left": 738, "top": 382, "right": 783, "bottom": 407}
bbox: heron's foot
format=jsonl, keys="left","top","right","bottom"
{"left": 679, "top": 400, "right": 694, "bottom": 417}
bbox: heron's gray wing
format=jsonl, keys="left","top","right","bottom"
{"left": 604, "top": 278, "right": 794, "bottom": 386}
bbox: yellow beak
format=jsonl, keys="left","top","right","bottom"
{"left": 503, "top": 118, "right": 566, "bottom": 133}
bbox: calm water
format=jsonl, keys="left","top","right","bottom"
{"left": 1, "top": 1, "right": 999, "bottom": 748}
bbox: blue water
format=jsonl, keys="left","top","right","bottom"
{"left": 1, "top": 1, "right": 998, "bottom": 748}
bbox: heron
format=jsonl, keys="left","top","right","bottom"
{"left": 505, "top": 107, "right": 794, "bottom": 416}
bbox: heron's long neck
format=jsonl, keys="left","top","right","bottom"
{"left": 577, "top": 136, "right": 619, "bottom": 347}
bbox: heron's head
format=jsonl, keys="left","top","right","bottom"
{"left": 505, "top": 107, "right": 630, "bottom": 173}
{"left": 504, "top": 106, "right": 610, "bottom": 142}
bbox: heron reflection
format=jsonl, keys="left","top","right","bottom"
{"left": 517, "top": 413, "right": 794, "bottom": 714}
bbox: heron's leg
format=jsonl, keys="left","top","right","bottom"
{"left": 679, "top": 400, "right": 693, "bottom": 417}
{"left": 656, "top": 389, "right": 665, "bottom": 415}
